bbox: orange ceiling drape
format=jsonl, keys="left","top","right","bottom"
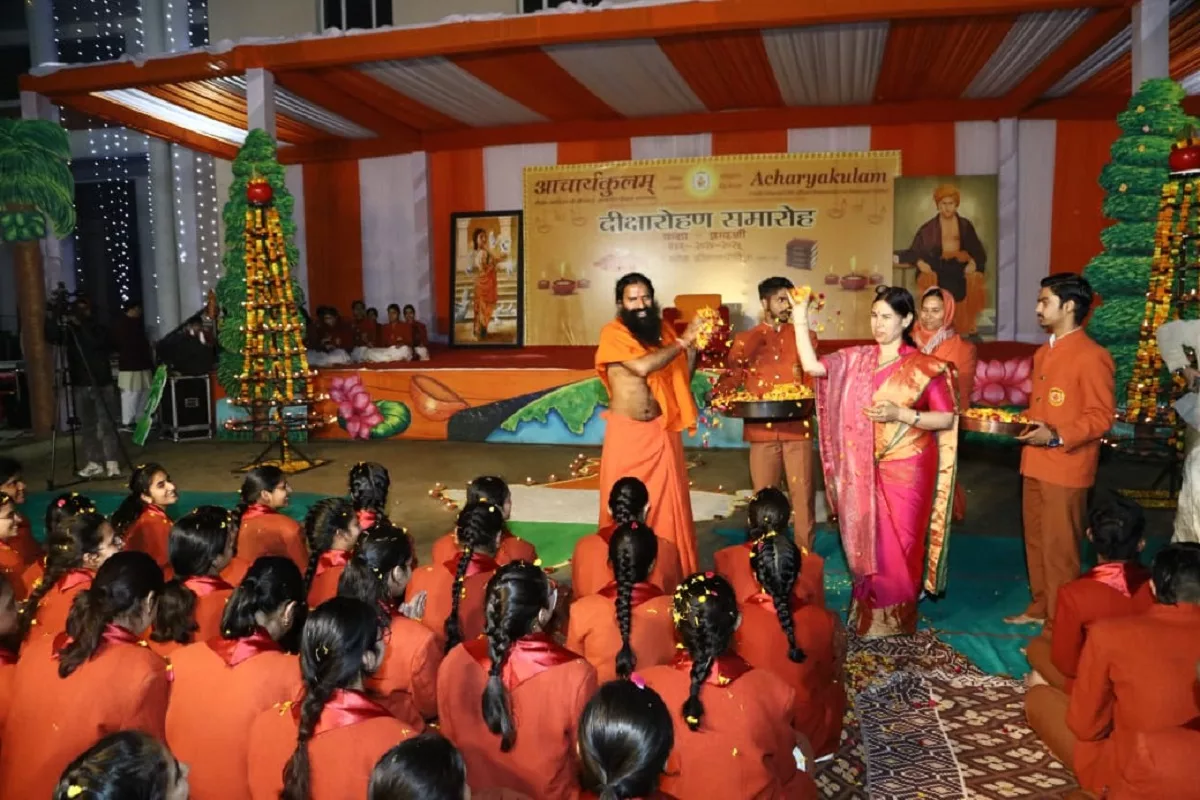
{"left": 869, "top": 122, "right": 956, "bottom": 176}
{"left": 556, "top": 138, "right": 633, "bottom": 165}
{"left": 657, "top": 31, "right": 783, "bottom": 112}
{"left": 874, "top": 17, "right": 1016, "bottom": 101}
{"left": 429, "top": 148, "right": 486, "bottom": 334}
{"left": 1050, "top": 119, "right": 1119, "bottom": 275}
{"left": 711, "top": 128, "right": 787, "bottom": 155}
{"left": 303, "top": 159, "right": 363, "bottom": 314}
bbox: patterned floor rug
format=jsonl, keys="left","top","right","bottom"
{"left": 813, "top": 631, "right": 1076, "bottom": 800}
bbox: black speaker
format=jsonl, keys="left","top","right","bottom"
{"left": 0, "top": 368, "right": 29, "bottom": 429}
{"left": 162, "top": 375, "right": 212, "bottom": 440}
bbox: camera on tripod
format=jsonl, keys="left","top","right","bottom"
{"left": 46, "top": 282, "right": 86, "bottom": 324}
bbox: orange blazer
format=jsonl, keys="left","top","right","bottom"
{"left": 22, "top": 567, "right": 92, "bottom": 639}
{"left": 438, "top": 634, "right": 597, "bottom": 800}
{"left": 0, "top": 649, "right": 16, "bottom": 734}
{"left": 247, "top": 689, "right": 422, "bottom": 800}
{"left": 236, "top": 506, "right": 308, "bottom": 575}
{"left": 123, "top": 504, "right": 173, "bottom": 568}
{"left": 150, "top": 575, "right": 235, "bottom": 659}
{"left": 10, "top": 515, "right": 42, "bottom": 566}
{"left": 379, "top": 321, "right": 409, "bottom": 348}
{"left": 0, "top": 545, "right": 29, "bottom": 601}
{"left": 166, "top": 633, "right": 302, "bottom": 800}
{"left": 306, "top": 550, "right": 352, "bottom": 608}
{"left": 1107, "top": 724, "right": 1200, "bottom": 800}
{"left": 641, "top": 654, "right": 816, "bottom": 800}
{"left": 431, "top": 529, "right": 538, "bottom": 569}
{"left": 1050, "top": 562, "right": 1154, "bottom": 691}
{"left": 714, "top": 541, "right": 826, "bottom": 609}
{"left": 1067, "top": 603, "right": 1200, "bottom": 795}
{"left": 366, "top": 609, "right": 443, "bottom": 721}
{"left": 566, "top": 583, "right": 676, "bottom": 683}
{"left": 571, "top": 526, "right": 683, "bottom": 599}
{"left": 221, "top": 555, "right": 253, "bottom": 587}
{"left": 734, "top": 593, "right": 846, "bottom": 758}
{"left": 0, "top": 628, "right": 170, "bottom": 799}
{"left": 405, "top": 552, "right": 499, "bottom": 645}
{"left": 715, "top": 323, "right": 816, "bottom": 442}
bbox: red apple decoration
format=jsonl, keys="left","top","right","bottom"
{"left": 1169, "top": 137, "right": 1200, "bottom": 174}
{"left": 246, "top": 178, "right": 274, "bottom": 206}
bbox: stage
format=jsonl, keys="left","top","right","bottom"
{"left": 214, "top": 341, "right": 1039, "bottom": 447}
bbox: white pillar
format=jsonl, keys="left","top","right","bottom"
{"left": 24, "top": 0, "right": 57, "bottom": 67}
{"left": 171, "top": 145, "right": 201, "bottom": 314}
{"left": 1131, "top": 0, "right": 1170, "bottom": 89}
{"left": 150, "top": 139, "right": 182, "bottom": 332}
{"left": 996, "top": 119, "right": 1020, "bottom": 342}
{"left": 245, "top": 68, "right": 278, "bottom": 138}
{"left": 133, "top": 176, "right": 161, "bottom": 336}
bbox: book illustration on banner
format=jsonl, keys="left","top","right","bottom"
{"left": 785, "top": 239, "right": 817, "bottom": 271}
{"left": 449, "top": 210, "right": 524, "bottom": 348}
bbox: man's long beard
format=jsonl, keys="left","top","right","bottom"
{"left": 620, "top": 303, "right": 663, "bottom": 348}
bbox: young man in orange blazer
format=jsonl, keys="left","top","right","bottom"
{"left": 1026, "top": 543, "right": 1200, "bottom": 797}
{"left": 1011, "top": 274, "right": 1115, "bottom": 626}
{"left": 715, "top": 277, "right": 818, "bottom": 549}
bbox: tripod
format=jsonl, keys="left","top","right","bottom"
{"left": 46, "top": 314, "right": 134, "bottom": 490}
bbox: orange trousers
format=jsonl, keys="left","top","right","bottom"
{"left": 748, "top": 439, "right": 815, "bottom": 550}
{"left": 1021, "top": 478, "right": 1088, "bottom": 621}
{"left": 1025, "top": 684, "right": 1076, "bottom": 770}
{"left": 1026, "top": 633, "right": 1070, "bottom": 691}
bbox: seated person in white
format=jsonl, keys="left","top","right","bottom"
{"left": 306, "top": 305, "right": 354, "bottom": 366}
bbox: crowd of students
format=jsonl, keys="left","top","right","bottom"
{"left": 0, "top": 451, "right": 1195, "bottom": 799}
{"left": 306, "top": 301, "right": 431, "bottom": 366}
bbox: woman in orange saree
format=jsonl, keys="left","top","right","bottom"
{"left": 794, "top": 286, "right": 959, "bottom": 637}
{"left": 915, "top": 287, "right": 976, "bottom": 521}
{"left": 471, "top": 228, "right": 499, "bottom": 339}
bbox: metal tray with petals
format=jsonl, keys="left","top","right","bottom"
{"left": 721, "top": 399, "right": 815, "bottom": 421}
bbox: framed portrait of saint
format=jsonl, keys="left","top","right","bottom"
{"left": 449, "top": 211, "right": 524, "bottom": 348}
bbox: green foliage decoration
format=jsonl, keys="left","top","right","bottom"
{"left": 0, "top": 119, "right": 75, "bottom": 242}
{"left": 1083, "top": 256, "right": 1152, "bottom": 299}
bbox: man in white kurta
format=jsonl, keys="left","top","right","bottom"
{"left": 1157, "top": 319, "right": 1200, "bottom": 543}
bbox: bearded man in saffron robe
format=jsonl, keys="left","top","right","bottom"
{"left": 909, "top": 184, "right": 988, "bottom": 336}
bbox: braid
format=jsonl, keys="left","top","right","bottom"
{"left": 443, "top": 545, "right": 473, "bottom": 653}
{"left": 303, "top": 497, "right": 354, "bottom": 592}
{"left": 482, "top": 598, "right": 516, "bottom": 750}
{"left": 752, "top": 533, "right": 806, "bottom": 663}
{"left": 746, "top": 488, "right": 790, "bottom": 541}
{"left": 19, "top": 567, "right": 57, "bottom": 639}
{"left": 608, "top": 477, "right": 649, "bottom": 525}
{"left": 20, "top": 508, "right": 106, "bottom": 638}
{"left": 302, "top": 549, "right": 321, "bottom": 595}
{"left": 281, "top": 678, "right": 333, "bottom": 800}
{"left": 443, "top": 501, "right": 505, "bottom": 653}
{"left": 608, "top": 522, "right": 656, "bottom": 680}
{"left": 673, "top": 573, "right": 739, "bottom": 732}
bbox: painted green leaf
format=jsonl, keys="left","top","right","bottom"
{"left": 370, "top": 400, "right": 412, "bottom": 438}
{"left": 501, "top": 377, "right": 609, "bottom": 435}
{"left": 0, "top": 119, "right": 75, "bottom": 238}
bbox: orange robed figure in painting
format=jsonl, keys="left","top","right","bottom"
{"left": 909, "top": 184, "right": 988, "bottom": 336}
{"left": 472, "top": 227, "right": 500, "bottom": 339}
{"left": 596, "top": 274, "right": 703, "bottom": 576}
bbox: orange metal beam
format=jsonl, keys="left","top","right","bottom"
{"left": 20, "top": 51, "right": 245, "bottom": 97}
{"left": 277, "top": 135, "right": 420, "bottom": 164}
{"left": 59, "top": 93, "right": 240, "bottom": 161}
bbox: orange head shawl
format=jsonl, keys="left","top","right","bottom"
{"left": 595, "top": 319, "right": 698, "bottom": 434}
{"left": 913, "top": 288, "right": 957, "bottom": 353}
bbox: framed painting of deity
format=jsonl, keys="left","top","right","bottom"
{"left": 449, "top": 211, "right": 525, "bottom": 348}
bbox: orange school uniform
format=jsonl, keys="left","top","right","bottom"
{"left": 10, "top": 514, "right": 42, "bottom": 566}
{"left": 734, "top": 592, "right": 845, "bottom": 758}
{"left": 570, "top": 525, "right": 684, "bottom": 598}
{"left": 22, "top": 567, "right": 92, "bottom": 638}
{"left": 714, "top": 541, "right": 826, "bottom": 609}
{"left": 431, "top": 529, "right": 538, "bottom": 569}
{"left": 123, "top": 503, "right": 173, "bottom": 568}
{"left": 405, "top": 552, "right": 498, "bottom": 645}
{"left": 221, "top": 555, "right": 253, "bottom": 587}
{"left": 1067, "top": 604, "right": 1200, "bottom": 796}
{"left": 150, "top": 575, "right": 235, "bottom": 659}
{"left": 565, "top": 582, "right": 676, "bottom": 683}
{"left": 247, "top": 689, "right": 422, "bottom": 800}
{"left": 641, "top": 653, "right": 816, "bottom": 800}
{"left": 166, "top": 631, "right": 302, "bottom": 800}
{"left": 0, "top": 648, "right": 16, "bottom": 734}
{"left": 438, "top": 633, "right": 597, "bottom": 800}
{"left": 306, "top": 549, "right": 352, "bottom": 607}
{"left": 0, "top": 544, "right": 29, "bottom": 601}
{"left": 366, "top": 605, "right": 443, "bottom": 720}
{"left": 0, "top": 625, "right": 170, "bottom": 799}
{"left": 237, "top": 505, "right": 308, "bottom": 575}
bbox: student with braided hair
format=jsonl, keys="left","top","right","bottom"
{"left": 641, "top": 572, "right": 816, "bottom": 800}
{"left": 233, "top": 467, "right": 308, "bottom": 574}
{"left": 572, "top": 476, "right": 682, "bottom": 598}
{"left": 734, "top": 531, "right": 846, "bottom": 758}
{"left": 20, "top": 492, "right": 98, "bottom": 600}
{"left": 149, "top": 505, "right": 237, "bottom": 658}
{"left": 567, "top": 521, "right": 676, "bottom": 682}
{"left": 579, "top": 679, "right": 676, "bottom": 800}
{"left": 439, "top": 561, "right": 597, "bottom": 799}
{"left": 302, "top": 497, "right": 362, "bottom": 607}
{"left": 405, "top": 500, "right": 505, "bottom": 648}
{"left": 247, "top": 597, "right": 422, "bottom": 800}
{"left": 111, "top": 462, "right": 178, "bottom": 568}
{"left": 431, "top": 475, "right": 537, "bottom": 566}
{"left": 19, "top": 503, "right": 121, "bottom": 640}
{"left": 338, "top": 524, "right": 442, "bottom": 721}
{"left": 714, "top": 487, "right": 825, "bottom": 608}
{"left": 0, "top": 552, "right": 169, "bottom": 799}
{"left": 166, "top": 556, "right": 304, "bottom": 800}
{"left": 52, "top": 730, "right": 190, "bottom": 800}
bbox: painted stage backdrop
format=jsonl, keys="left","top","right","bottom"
{"left": 892, "top": 176, "right": 999, "bottom": 340}
{"left": 523, "top": 151, "right": 901, "bottom": 343}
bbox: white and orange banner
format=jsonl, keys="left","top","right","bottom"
{"left": 522, "top": 151, "right": 900, "bottom": 344}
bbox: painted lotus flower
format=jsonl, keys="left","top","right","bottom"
{"left": 330, "top": 375, "right": 383, "bottom": 440}
{"left": 972, "top": 357, "right": 1033, "bottom": 407}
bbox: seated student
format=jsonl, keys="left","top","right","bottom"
{"left": 1026, "top": 543, "right": 1200, "bottom": 798}
{"left": 1026, "top": 494, "right": 1152, "bottom": 693}
{"left": 350, "top": 300, "right": 378, "bottom": 352}
{"left": 0, "top": 575, "right": 19, "bottom": 732}
{"left": 567, "top": 522, "right": 676, "bottom": 683}
{"left": 733, "top": 532, "right": 846, "bottom": 758}
{"left": 401, "top": 305, "right": 430, "bottom": 361}
{"left": 438, "top": 561, "right": 597, "bottom": 800}
{"left": 302, "top": 497, "right": 362, "bottom": 607}
{"left": 20, "top": 493, "right": 98, "bottom": 595}
{"left": 0, "top": 494, "right": 32, "bottom": 597}
{"left": 0, "top": 552, "right": 169, "bottom": 799}
{"left": 368, "top": 304, "right": 415, "bottom": 363}
{"left": 369, "top": 733, "right": 467, "bottom": 800}
{"left": 306, "top": 305, "right": 354, "bottom": 367}
{"left": 111, "top": 462, "right": 178, "bottom": 569}
{"left": 53, "top": 731, "right": 190, "bottom": 800}
{"left": 714, "top": 487, "right": 825, "bottom": 608}
{"left": 431, "top": 476, "right": 536, "bottom": 567}
{"left": 339, "top": 525, "right": 441, "bottom": 721}
{"left": 233, "top": 466, "right": 308, "bottom": 575}
{"left": 579, "top": 680, "right": 676, "bottom": 800}
{"left": 640, "top": 573, "right": 817, "bottom": 800}
{"left": 572, "top": 477, "right": 683, "bottom": 598}
{"left": 0, "top": 457, "right": 43, "bottom": 569}
{"left": 247, "top": 597, "right": 422, "bottom": 800}
{"left": 149, "top": 506, "right": 237, "bottom": 658}
{"left": 349, "top": 461, "right": 416, "bottom": 564}
{"left": 406, "top": 501, "right": 505, "bottom": 649}
{"left": 166, "top": 556, "right": 304, "bottom": 800}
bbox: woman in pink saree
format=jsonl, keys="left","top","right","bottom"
{"left": 793, "top": 286, "right": 960, "bottom": 637}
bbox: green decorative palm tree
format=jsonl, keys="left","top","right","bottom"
{"left": 0, "top": 119, "right": 75, "bottom": 436}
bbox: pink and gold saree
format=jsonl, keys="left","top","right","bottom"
{"left": 817, "top": 344, "right": 959, "bottom": 637}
